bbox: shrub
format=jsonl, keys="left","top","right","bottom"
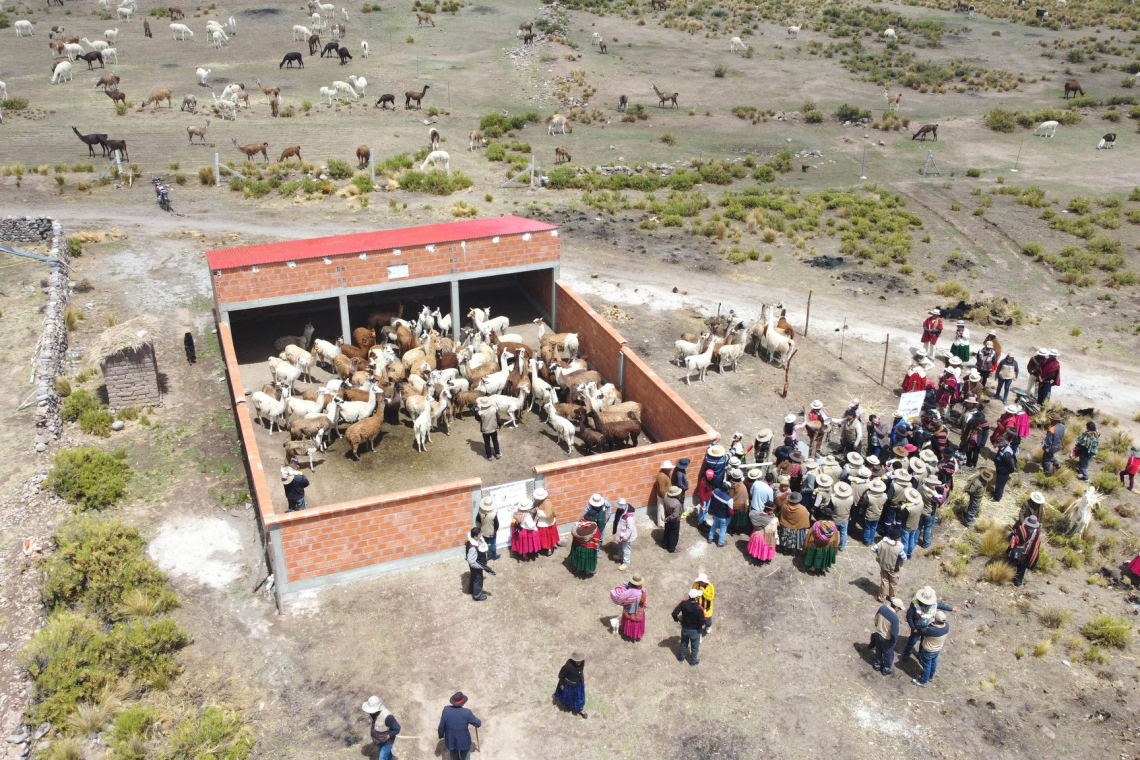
{"left": 977, "top": 528, "right": 1009, "bottom": 559}
{"left": 61, "top": 389, "right": 103, "bottom": 422}
{"left": 198, "top": 167, "right": 214, "bottom": 185}
{"left": 804, "top": 109, "right": 824, "bottom": 123}
{"left": 64, "top": 306, "right": 84, "bottom": 331}
{"left": 1091, "top": 470, "right": 1120, "bottom": 493}
{"left": 46, "top": 446, "right": 131, "bottom": 511}
{"left": 660, "top": 133, "right": 676, "bottom": 145}
{"left": 1038, "top": 605, "right": 1071, "bottom": 629}
{"left": 66, "top": 237, "right": 83, "bottom": 258}
{"left": 714, "top": 64, "right": 727, "bottom": 78}
{"left": 835, "top": 103, "right": 871, "bottom": 122}
{"left": 935, "top": 280, "right": 970, "bottom": 301}
{"left": 111, "top": 705, "right": 159, "bottom": 759}
{"left": 1081, "top": 615, "right": 1132, "bottom": 648}
{"left": 985, "top": 107, "right": 1018, "bottom": 132}
{"left": 326, "top": 159, "right": 354, "bottom": 180}
{"left": 55, "top": 377, "right": 72, "bottom": 397}
{"left": 164, "top": 707, "right": 255, "bottom": 760}
{"left": 0, "top": 96, "right": 29, "bottom": 111}
{"left": 966, "top": 168, "right": 981, "bottom": 178}
{"left": 398, "top": 170, "right": 473, "bottom": 195}
{"left": 984, "top": 560, "right": 1017, "bottom": 584}
{"left": 486, "top": 142, "right": 506, "bottom": 161}
{"left": 79, "top": 408, "right": 115, "bottom": 437}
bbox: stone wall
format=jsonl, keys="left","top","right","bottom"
{"left": 102, "top": 345, "right": 161, "bottom": 408}
{"left": 0, "top": 216, "right": 55, "bottom": 243}
{"left": 27, "top": 220, "right": 70, "bottom": 453}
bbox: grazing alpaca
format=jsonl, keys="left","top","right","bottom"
{"left": 1063, "top": 80, "right": 1084, "bottom": 99}
{"left": 51, "top": 61, "right": 73, "bottom": 84}
{"left": 169, "top": 23, "right": 193, "bottom": 40}
{"left": 1034, "top": 120, "right": 1059, "bottom": 138}
{"left": 729, "top": 36, "right": 745, "bottom": 52}
{"left": 884, "top": 27, "right": 897, "bottom": 40}
{"left": 884, "top": 90, "right": 902, "bottom": 111}
{"left": 554, "top": 146, "right": 571, "bottom": 164}
{"left": 375, "top": 93, "right": 396, "bottom": 109}
{"left": 405, "top": 84, "right": 429, "bottom": 109}
{"left": 548, "top": 114, "right": 572, "bottom": 135}
{"left": 787, "top": 25, "right": 800, "bottom": 38}
{"left": 105, "top": 88, "right": 127, "bottom": 107}
{"left": 468, "top": 129, "right": 487, "bottom": 150}
{"left": 280, "top": 52, "right": 304, "bottom": 68}
{"left": 197, "top": 67, "right": 211, "bottom": 86}
{"left": 187, "top": 119, "right": 210, "bottom": 144}
{"left": 233, "top": 139, "right": 269, "bottom": 162}
{"left": 94, "top": 73, "right": 120, "bottom": 91}
{"left": 911, "top": 123, "right": 938, "bottom": 141}
{"left": 416, "top": 11, "right": 435, "bottom": 26}
{"left": 618, "top": 94, "right": 628, "bottom": 112}
{"left": 140, "top": 88, "right": 173, "bottom": 109}
{"left": 356, "top": 145, "right": 371, "bottom": 168}
{"left": 591, "top": 32, "right": 602, "bottom": 46}
{"left": 429, "top": 127, "right": 441, "bottom": 150}
{"left": 279, "top": 145, "right": 302, "bottom": 162}
{"left": 420, "top": 150, "right": 450, "bottom": 174}
{"left": 1097, "top": 133, "right": 1116, "bottom": 150}
{"left": 652, "top": 83, "right": 678, "bottom": 108}
{"left": 332, "top": 80, "right": 359, "bottom": 100}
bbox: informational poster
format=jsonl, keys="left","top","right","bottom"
{"left": 897, "top": 390, "right": 926, "bottom": 425}
{"left": 481, "top": 479, "right": 533, "bottom": 550}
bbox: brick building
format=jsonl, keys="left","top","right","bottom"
{"left": 89, "top": 317, "right": 162, "bottom": 409}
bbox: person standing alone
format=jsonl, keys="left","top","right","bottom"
{"left": 476, "top": 397, "right": 502, "bottom": 461}
{"left": 672, "top": 588, "right": 706, "bottom": 666}
{"left": 438, "top": 693, "right": 482, "bottom": 760}
{"left": 465, "top": 527, "right": 495, "bottom": 602}
{"left": 362, "top": 696, "right": 401, "bottom": 760}
{"left": 661, "top": 485, "right": 683, "bottom": 553}
{"left": 921, "top": 309, "right": 943, "bottom": 360}
{"left": 1074, "top": 421, "right": 1100, "bottom": 482}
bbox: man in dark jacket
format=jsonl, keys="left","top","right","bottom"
{"left": 913, "top": 612, "right": 950, "bottom": 687}
{"left": 362, "top": 695, "right": 401, "bottom": 760}
{"left": 900, "top": 586, "right": 956, "bottom": 661}
{"left": 672, "top": 457, "right": 690, "bottom": 499}
{"left": 438, "top": 692, "right": 482, "bottom": 760}
{"left": 476, "top": 397, "right": 501, "bottom": 461}
{"left": 661, "top": 485, "right": 683, "bottom": 553}
{"left": 869, "top": 597, "right": 904, "bottom": 674}
{"left": 672, "top": 588, "right": 706, "bottom": 666}
{"left": 465, "top": 527, "right": 494, "bottom": 602}
{"left": 1040, "top": 413, "right": 1066, "bottom": 476}
{"left": 706, "top": 487, "right": 733, "bottom": 547}
{"left": 282, "top": 466, "right": 310, "bottom": 512}
{"left": 992, "top": 433, "right": 1017, "bottom": 502}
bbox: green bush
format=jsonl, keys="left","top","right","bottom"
{"left": 66, "top": 237, "right": 83, "bottom": 258}
{"left": 351, "top": 175, "right": 375, "bottom": 194}
{"left": 163, "top": 707, "right": 255, "bottom": 760}
{"left": 985, "top": 107, "right": 1018, "bottom": 132}
{"left": 1066, "top": 95, "right": 1099, "bottom": 109}
{"left": 1081, "top": 614, "right": 1132, "bottom": 649}
{"left": 835, "top": 103, "right": 871, "bottom": 122}
{"left": 486, "top": 142, "right": 506, "bottom": 161}
{"left": 0, "top": 13, "right": 9, "bottom": 29}
{"left": 326, "top": 159, "right": 354, "bottom": 180}
{"left": 0, "top": 97, "right": 28, "bottom": 111}
{"left": 79, "top": 408, "right": 115, "bottom": 437}
{"left": 804, "top": 110, "right": 824, "bottom": 123}
{"left": 398, "top": 170, "right": 473, "bottom": 195}
{"left": 111, "top": 705, "right": 159, "bottom": 759}
{"left": 44, "top": 517, "right": 179, "bottom": 619}
{"left": 61, "top": 389, "right": 103, "bottom": 422}
{"left": 47, "top": 446, "right": 131, "bottom": 511}
{"left": 713, "top": 64, "right": 727, "bottom": 78}
{"left": 479, "top": 111, "right": 542, "bottom": 139}
{"left": 966, "top": 168, "right": 981, "bottom": 178}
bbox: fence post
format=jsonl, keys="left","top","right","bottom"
{"left": 214, "top": 152, "right": 220, "bottom": 187}
{"left": 804, "top": 290, "right": 812, "bottom": 337}
{"left": 880, "top": 334, "right": 890, "bottom": 387}
{"left": 839, "top": 317, "right": 847, "bottom": 360}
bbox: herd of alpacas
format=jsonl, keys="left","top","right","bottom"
{"left": 251, "top": 304, "right": 647, "bottom": 470}
{"left": 673, "top": 303, "right": 795, "bottom": 384}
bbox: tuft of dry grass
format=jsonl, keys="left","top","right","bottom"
{"left": 115, "top": 588, "right": 168, "bottom": 619}
{"left": 1033, "top": 639, "right": 1052, "bottom": 658}
{"left": 984, "top": 560, "right": 1017, "bottom": 584}
{"left": 43, "top": 738, "right": 82, "bottom": 760}
{"left": 1035, "top": 467, "right": 1074, "bottom": 491}
{"left": 1038, "top": 605, "right": 1071, "bottom": 629}
{"left": 1081, "top": 615, "right": 1132, "bottom": 649}
{"left": 977, "top": 528, "right": 1009, "bottom": 559}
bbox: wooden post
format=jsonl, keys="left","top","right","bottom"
{"left": 780, "top": 350, "right": 797, "bottom": 398}
{"left": 839, "top": 317, "right": 847, "bottom": 359}
{"left": 880, "top": 334, "right": 890, "bottom": 387}
{"left": 804, "top": 291, "right": 812, "bottom": 337}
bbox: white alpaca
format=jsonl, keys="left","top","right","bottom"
{"left": 528, "top": 358, "right": 554, "bottom": 411}
{"left": 591, "top": 32, "right": 602, "bottom": 46}
{"left": 101, "top": 47, "right": 118, "bottom": 64}
{"left": 544, "top": 402, "right": 577, "bottom": 454}
{"left": 683, "top": 338, "right": 719, "bottom": 384}
{"left": 51, "top": 60, "right": 73, "bottom": 84}
{"left": 64, "top": 43, "right": 83, "bottom": 60}
{"left": 170, "top": 23, "right": 193, "bottom": 40}
{"left": 293, "top": 25, "right": 312, "bottom": 41}
{"left": 413, "top": 400, "right": 432, "bottom": 452}
{"left": 210, "top": 29, "right": 226, "bottom": 48}
{"left": 762, "top": 317, "right": 794, "bottom": 368}
{"left": 196, "top": 67, "right": 211, "bottom": 85}
{"left": 0, "top": 81, "right": 7, "bottom": 101}
{"left": 15, "top": 20, "right": 35, "bottom": 37}
{"left": 81, "top": 37, "right": 110, "bottom": 52}
{"left": 787, "top": 24, "right": 800, "bottom": 38}
{"left": 432, "top": 307, "right": 452, "bottom": 334}
{"left": 267, "top": 356, "right": 304, "bottom": 392}
{"left": 548, "top": 114, "right": 571, "bottom": 136}
{"left": 717, "top": 342, "right": 746, "bottom": 372}
{"left": 317, "top": 1, "right": 335, "bottom": 12}
{"left": 467, "top": 306, "right": 509, "bottom": 335}
{"left": 220, "top": 83, "right": 244, "bottom": 101}
{"left": 104, "top": 28, "right": 119, "bottom": 43}
{"left": 250, "top": 389, "right": 289, "bottom": 433}
{"left": 347, "top": 75, "right": 367, "bottom": 96}
{"left": 227, "top": 15, "right": 237, "bottom": 35}
{"left": 332, "top": 80, "right": 359, "bottom": 100}
{"left": 361, "top": 39, "right": 370, "bottom": 57}
{"left": 884, "top": 90, "right": 902, "bottom": 111}
{"left": 729, "top": 36, "right": 745, "bottom": 52}
{"left": 674, "top": 332, "right": 709, "bottom": 365}
{"left": 319, "top": 85, "right": 336, "bottom": 105}
{"left": 1062, "top": 486, "right": 1098, "bottom": 536}
{"left": 117, "top": 6, "right": 133, "bottom": 22}
{"left": 420, "top": 150, "right": 450, "bottom": 175}
{"left": 342, "top": 7, "right": 349, "bottom": 21}
{"left": 1035, "top": 120, "right": 1059, "bottom": 138}
{"left": 884, "top": 27, "right": 897, "bottom": 40}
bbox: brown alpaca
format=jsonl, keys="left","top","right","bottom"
{"left": 279, "top": 145, "right": 302, "bottom": 162}
{"left": 652, "top": 83, "right": 678, "bottom": 108}
{"left": 555, "top": 146, "right": 571, "bottom": 164}
{"left": 356, "top": 145, "right": 371, "bottom": 168}
{"left": 168, "top": 7, "right": 185, "bottom": 20}
{"left": 270, "top": 95, "right": 279, "bottom": 117}
{"left": 618, "top": 94, "right": 628, "bottom": 112}
{"left": 1063, "top": 80, "right": 1084, "bottom": 98}
{"left": 104, "top": 88, "right": 126, "bottom": 106}
{"left": 416, "top": 11, "right": 435, "bottom": 26}
{"left": 140, "top": 88, "right": 173, "bottom": 109}
{"left": 598, "top": 41, "right": 607, "bottom": 53}
{"left": 233, "top": 139, "right": 269, "bottom": 162}
{"left": 256, "top": 78, "right": 280, "bottom": 104}
{"left": 405, "top": 85, "right": 429, "bottom": 109}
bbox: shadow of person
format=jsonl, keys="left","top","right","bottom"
{"left": 849, "top": 575, "right": 880, "bottom": 598}
{"left": 359, "top": 741, "right": 378, "bottom": 759}
{"left": 735, "top": 537, "right": 751, "bottom": 561}
{"left": 852, "top": 639, "right": 876, "bottom": 667}
{"left": 657, "top": 635, "right": 681, "bottom": 652}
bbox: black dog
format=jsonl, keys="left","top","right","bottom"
{"left": 184, "top": 332, "right": 197, "bottom": 364}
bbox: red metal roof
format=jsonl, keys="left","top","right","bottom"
{"left": 205, "top": 215, "right": 558, "bottom": 270}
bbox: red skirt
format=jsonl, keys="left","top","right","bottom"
{"left": 538, "top": 525, "right": 560, "bottom": 550}
{"left": 512, "top": 528, "right": 541, "bottom": 555}
{"left": 748, "top": 530, "right": 776, "bottom": 561}
{"left": 620, "top": 613, "right": 645, "bottom": 641}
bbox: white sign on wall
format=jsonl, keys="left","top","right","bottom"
{"left": 481, "top": 479, "right": 534, "bottom": 550}
{"left": 387, "top": 264, "right": 409, "bottom": 279}
{"left": 897, "top": 390, "right": 926, "bottom": 425}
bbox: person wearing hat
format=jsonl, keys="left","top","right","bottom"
{"left": 465, "top": 527, "right": 496, "bottom": 601}
{"left": 281, "top": 466, "right": 310, "bottom": 512}
{"left": 554, "top": 651, "right": 588, "bottom": 719}
{"left": 928, "top": 419, "right": 950, "bottom": 459}
{"left": 438, "top": 692, "right": 482, "bottom": 760}
{"left": 615, "top": 500, "right": 638, "bottom": 570}
{"left": 847, "top": 469, "right": 870, "bottom": 535}
{"left": 1025, "top": 348, "right": 1047, "bottom": 400}
{"left": 861, "top": 478, "right": 889, "bottom": 546}
{"left": 583, "top": 493, "right": 613, "bottom": 557}
{"left": 1019, "top": 491, "right": 1047, "bottom": 525}
{"left": 653, "top": 460, "right": 676, "bottom": 527}
{"left": 748, "top": 428, "right": 774, "bottom": 465}
{"left": 363, "top": 696, "right": 402, "bottom": 760}
{"left": 912, "top": 610, "right": 950, "bottom": 688}
{"left": 1121, "top": 446, "right": 1140, "bottom": 493}
{"left": 992, "top": 432, "right": 1018, "bottom": 502}
{"left": 661, "top": 485, "right": 684, "bottom": 553}
{"left": 950, "top": 319, "right": 971, "bottom": 365}
{"left": 780, "top": 450, "right": 805, "bottom": 493}
{"left": 869, "top": 597, "right": 906, "bottom": 675}
{"left": 812, "top": 472, "right": 834, "bottom": 518}
{"left": 747, "top": 501, "right": 779, "bottom": 564}
{"left": 1041, "top": 413, "right": 1066, "bottom": 477}
{"left": 901, "top": 354, "right": 928, "bottom": 394}
{"left": 899, "top": 487, "right": 924, "bottom": 557}
{"left": 960, "top": 370, "right": 984, "bottom": 410}
{"left": 619, "top": 574, "right": 648, "bottom": 641}
{"left": 820, "top": 483, "right": 849, "bottom": 555}
{"left": 750, "top": 468, "right": 776, "bottom": 510}
{"left": 695, "top": 468, "right": 717, "bottom": 527}
{"left": 777, "top": 491, "right": 811, "bottom": 551}
{"left": 839, "top": 408, "right": 863, "bottom": 456}
{"left": 1009, "top": 514, "right": 1043, "bottom": 587}
{"left": 900, "top": 587, "right": 956, "bottom": 663}
{"left": 774, "top": 434, "right": 797, "bottom": 466}
{"left": 962, "top": 409, "right": 989, "bottom": 470}
{"left": 975, "top": 339, "right": 998, "bottom": 390}
{"left": 477, "top": 497, "right": 502, "bottom": 561}
{"left": 672, "top": 587, "right": 706, "bottom": 666}
{"left": 702, "top": 444, "right": 729, "bottom": 490}
{"left": 989, "top": 406, "right": 1016, "bottom": 449}
{"left": 728, "top": 432, "right": 746, "bottom": 461}
{"left": 1074, "top": 420, "right": 1100, "bottom": 481}
{"left": 935, "top": 367, "right": 960, "bottom": 418}
{"left": 781, "top": 413, "right": 803, "bottom": 446}
{"left": 691, "top": 573, "right": 715, "bottom": 634}
{"left": 867, "top": 414, "right": 890, "bottom": 460}
{"left": 804, "top": 509, "right": 840, "bottom": 573}
{"left": 673, "top": 457, "right": 691, "bottom": 514}
{"left": 993, "top": 351, "right": 1019, "bottom": 404}
{"left": 891, "top": 419, "right": 912, "bottom": 450}
{"left": 533, "top": 489, "right": 561, "bottom": 555}
{"left": 921, "top": 309, "right": 944, "bottom": 359}
{"left": 727, "top": 468, "right": 751, "bottom": 535}
{"left": 819, "top": 454, "right": 843, "bottom": 486}
{"left": 842, "top": 451, "right": 865, "bottom": 481}
{"left": 568, "top": 519, "right": 601, "bottom": 576}
{"left": 706, "top": 485, "right": 734, "bottom": 547}
{"left": 872, "top": 526, "right": 907, "bottom": 602}
{"left": 962, "top": 469, "right": 993, "bottom": 527}
{"left": 806, "top": 400, "right": 828, "bottom": 459}
{"left": 476, "top": 396, "right": 502, "bottom": 461}
{"left": 511, "top": 501, "right": 541, "bottom": 560}
{"left": 1037, "top": 349, "right": 1061, "bottom": 405}
{"left": 919, "top": 474, "right": 947, "bottom": 550}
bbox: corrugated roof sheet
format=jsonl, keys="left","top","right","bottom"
{"left": 205, "top": 215, "right": 558, "bottom": 270}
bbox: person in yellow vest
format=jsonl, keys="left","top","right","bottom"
{"left": 692, "top": 573, "right": 715, "bottom": 634}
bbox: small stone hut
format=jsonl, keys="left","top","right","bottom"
{"left": 89, "top": 317, "right": 161, "bottom": 409}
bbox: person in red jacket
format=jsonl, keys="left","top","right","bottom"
{"left": 1121, "top": 446, "right": 1140, "bottom": 493}
{"left": 1037, "top": 349, "right": 1061, "bottom": 405}
{"left": 920, "top": 309, "right": 943, "bottom": 358}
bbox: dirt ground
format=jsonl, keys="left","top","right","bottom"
{"left": 3, "top": 0, "right": 1140, "bottom": 758}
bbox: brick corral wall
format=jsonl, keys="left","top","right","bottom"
{"left": 620, "top": 347, "right": 712, "bottom": 441}
{"left": 212, "top": 230, "right": 560, "bottom": 305}
{"left": 218, "top": 322, "right": 276, "bottom": 523}
{"left": 101, "top": 346, "right": 161, "bottom": 408}
{"left": 518, "top": 269, "right": 554, "bottom": 318}
{"left": 552, "top": 281, "right": 626, "bottom": 387}
{"left": 536, "top": 436, "right": 714, "bottom": 518}
{"left": 272, "top": 479, "right": 479, "bottom": 583}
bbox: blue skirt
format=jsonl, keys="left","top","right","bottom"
{"left": 555, "top": 681, "right": 586, "bottom": 712}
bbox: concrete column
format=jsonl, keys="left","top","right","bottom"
{"left": 450, "top": 279, "right": 461, "bottom": 342}
{"left": 338, "top": 294, "right": 351, "bottom": 341}
{"left": 550, "top": 266, "right": 559, "bottom": 331}
{"left": 218, "top": 307, "right": 231, "bottom": 325}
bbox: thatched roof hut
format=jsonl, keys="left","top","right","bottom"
{"left": 87, "top": 316, "right": 159, "bottom": 365}
{"left": 89, "top": 316, "right": 161, "bottom": 408}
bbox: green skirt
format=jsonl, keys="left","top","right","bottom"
{"left": 803, "top": 545, "right": 838, "bottom": 571}
{"left": 568, "top": 543, "right": 597, "bottom": 574}
{"left": 951, "top": 343, "right": 971, "bottom": 363}
{"left": 729, "top": 509, "right": 751, "bottom": 533}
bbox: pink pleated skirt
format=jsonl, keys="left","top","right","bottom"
{"left": 512, "top": 528, "right": 541, "bottom": 555}
{"left": 538, "top": 525, "right": 560, "bottom": 550}
{"left": 621, "top": 615, "right": 645, "bottom": 641}
{"left": 748, "top": 530, "right": 776, "bottom": 561}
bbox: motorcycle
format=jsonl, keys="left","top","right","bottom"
{"left": 151, "top": 177, "right": 172, "bottom": 212}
